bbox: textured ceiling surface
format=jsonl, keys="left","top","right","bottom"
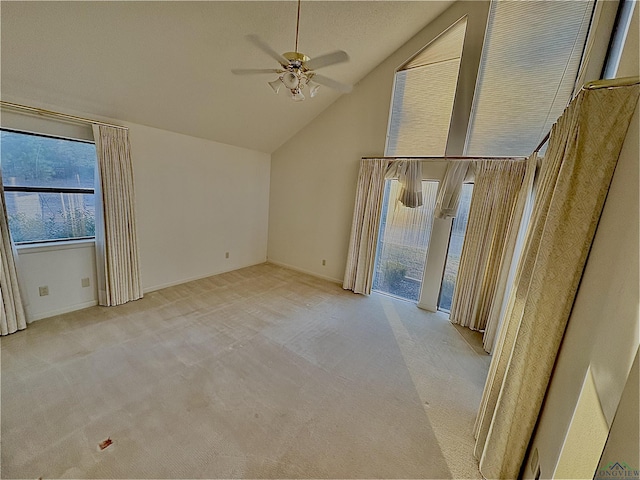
{"left": 1, "top": 1, "right": 453, "bottom": 153}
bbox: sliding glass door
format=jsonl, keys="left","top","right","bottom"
{"left": 372, "top": 180, "right": 439, "bottom": 302}
{"left": 438, "top": 183, "right": 473, "bottom": 312}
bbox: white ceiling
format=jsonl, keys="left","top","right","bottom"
{"left": 1, "top": 1, "right": 454, "bottom": 153}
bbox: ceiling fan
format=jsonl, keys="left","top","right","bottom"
{"left": 232, "top": 0, "right": 352, "bottom": 102}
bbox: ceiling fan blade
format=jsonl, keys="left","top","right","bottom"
{"left": 312, "top": 74, "right": 353, "bottom": 94}
{"left": 305, "top": 50, "right": 349, "bottom": 71}
{"left": 232, "top": 68, "right": 282, "bottom": 75}
{"left": 247, "top": 34, "right": 289, "bottom": 66}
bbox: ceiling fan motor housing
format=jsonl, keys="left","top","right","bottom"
{"left": 283, "top": 52, "right": 310, "bottom": 66}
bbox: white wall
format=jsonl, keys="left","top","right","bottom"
{"left": 267, "top": 1, "right": 490, "bottom": 284}
{"left": 596, "top": 347, "right": 640, "bottom": 477}
{"left": 3, "top": 101, "right": 271, "bottom": 321}
{"left": 130, "top": 123, "right": 270, "bottom": 291}
{"left": 522, "top": 6, "right": 640, "bottom": 476}
{"left": 16, "top": 241, "right": 98, "bottom": 321}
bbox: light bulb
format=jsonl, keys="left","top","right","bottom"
{"left": 268, "top": 78, "right": 282, "bottom": 94}
{"left": 282, "top": 71, "right": 300, "bottom": 89}
{"left": 291, "top": 89, "right": 305, "bottom": 102}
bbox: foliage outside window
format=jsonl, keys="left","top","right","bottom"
{"left": 373, "top": 180, "right": 439, "bottom": 302}
{"left": 1, "top": 129, "right": 96, "bottom": 244}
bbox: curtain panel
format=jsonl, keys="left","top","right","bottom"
{"left": 343, "top": 159, "right": 390, "bottom": 295}
{"left": 474, "top": 82, "right": 639, "bottom": 480}
{"left": 449, "top": 159, "right": 527, "bottom": 332}
{"left": 434, "top": 161, "right": 472, "bottom": 219}
{"left": 482, "top": 153, "right": 538, "bottom": 353}
{"left": 0, "top": 171, "right": 27, "bottom": 335}
{"left": 397, "top": 160, "right": 424, "bottom": 208}
{"left": 93, "top": 125, "right": 143, "bottom": 306}
{"left": 343, "top": 159, "right": 424, "bottom": 295}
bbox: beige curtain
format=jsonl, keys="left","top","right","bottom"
{"left": 474, "top": 81, "right": 640, "bottom": 480}
{"left": 0, "top": 172, "right": 27, "bottom": 335}
{"left": 397, "top": 160, "right": 423, "bottom": 208}
{"left": 343, "top": 158, "right": 391, "bottom": 294}
{"left": 449, "top": 159, "right": 527, "bottom": 332}
{"left": 482, "top": 153, "right": 538, "bottom": 353}
{"left": 93, "top": 125, "right": 143, "bottom": 306}
{"left": 343, "top": 158, "right": 426, "bottom": 294}
{"left": 434, "top": 161, "right": 472, "bottom": 218}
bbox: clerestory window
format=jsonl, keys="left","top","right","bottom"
{"left": 464, "top": 0, "right": 595, "bottom": 156}
{"left": 386, "top": 17, "right": 468, "bottom": 157}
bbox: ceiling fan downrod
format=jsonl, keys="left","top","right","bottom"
{"left": 295, "top": 0, "right": 301, "bottom": 53}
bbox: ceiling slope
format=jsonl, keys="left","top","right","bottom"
{"left": 1, "top": 1, "right": 453, "bottom": 153}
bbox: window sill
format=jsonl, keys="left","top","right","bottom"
{"left": 15, "top": 238, "right": 96, "bottom": 254}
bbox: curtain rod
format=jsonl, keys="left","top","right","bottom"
{"left": 533, "top": 132, "right": 550, "bottom": 154}
{"left": 584, "top": 75, "right": 639, "bottom": 89}
{"left": 361, "top": 156, "right": 527, "bottom": 161}
{"left": 533, "top": 76, "right": 639, "bottom": 154}
{"left": 0, "top": 100, "right": 128, "bottom": 130}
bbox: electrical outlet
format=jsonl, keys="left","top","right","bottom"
{"left": 322, "top": 259, "right": 326, "bottom": 266}
{"left": 81, "top": 277, "right": 90, "bottom": 288}
{"left": 225, "top": 252, "right": 229, "bottom": 259}
{"left": 39, "top": 286, "right": 49, "bottom": 297}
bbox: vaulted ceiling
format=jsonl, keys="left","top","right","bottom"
{"left": 1, "top": 1, "right": 454, "bottom": 153}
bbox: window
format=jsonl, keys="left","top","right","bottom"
{"left": 438, "top": 182, "right": 473, "bottom": 312}
{"left": 464, "top": 0, "right": 595, "bottom": 156}
{"left": 386, "top": 17, "right": 467, "bottom": 156}
{"left": 373, "top": 180, "right": 439, "bottom": 302}
{"left": 1, "top": 129, "right": 97, "bottom": 244}
{"left": 602, "top": 0, "right": 636, "bottom": 79}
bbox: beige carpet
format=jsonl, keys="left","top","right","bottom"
{"left": 1, "top": 263, "right": 490, "bottom": 479}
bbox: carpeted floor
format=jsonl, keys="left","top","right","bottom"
{"left": 1, "top": 263, "right": 490, "bottom": 479}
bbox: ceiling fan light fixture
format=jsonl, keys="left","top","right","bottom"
{"left": 282, "top": 71, "right": 300, "bottom": 89}
{"left": 268, "top": 78, "right": 282, "bottom": 94}
{"left": 232, "top": 0, "right": 352, "bottom": 102}
{"left": 291, "top": 89, "right": 305, "bottom": 102}
{"left": 308, "top": 81, "right": 320, "bottom": 98}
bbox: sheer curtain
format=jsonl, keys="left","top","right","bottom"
{"left": 434, "top": 161, "right": 472, "bottom": 218}
{"left": 93, "top": 125, "right": 143, "bottom": 306}
{"left": 0, "top": 171, "right": 27, "bottom": 335}
{"left": 373, "top": 179, "right": 439, "bottom": 300}
{"left": 396, "top": 160, "right": 424, "bottom": 208}
{"left": 474, "top": 81, "right": 639, "bottom": 480}
{"left": 449, "top": 159, "right": 527, "bottom": 332}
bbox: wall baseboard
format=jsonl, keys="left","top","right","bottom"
{"left": 266, "top": 259, "right": 343, "bottom": 285}
{"left": 27, "top": 300, "right": 99, "bottom": 322}
{"left": 25, "top": 260, "right": 339, "bottom": 322}
{"left": 142, "top": 260, "right": 268, "bottom": 294}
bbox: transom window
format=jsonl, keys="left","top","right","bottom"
{"left": 1, "top": 129, "right": 97, "bottom": 244}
